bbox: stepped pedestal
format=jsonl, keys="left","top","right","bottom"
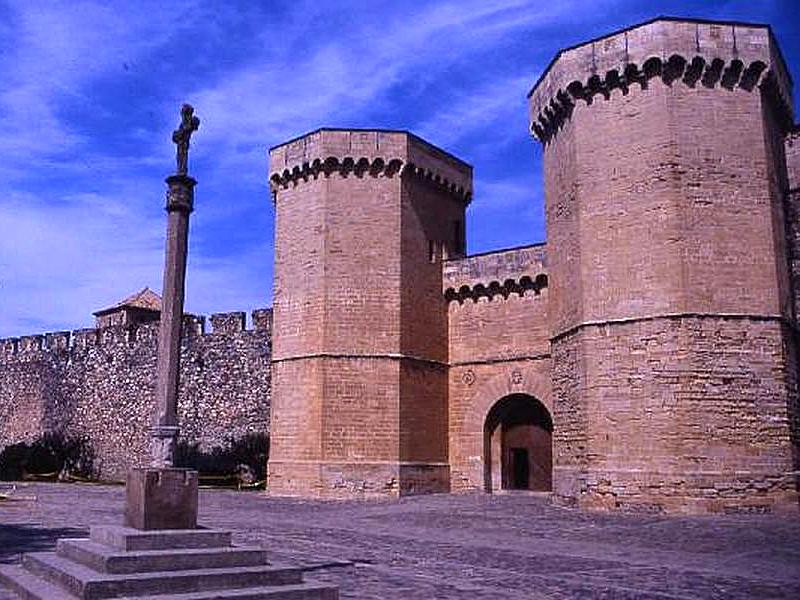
{"left": 0, "top": 525, "right": 338, "bottom": 599}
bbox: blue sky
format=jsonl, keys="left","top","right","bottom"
{"left": 0, "top": 0, "right": 798, "bottom": 336}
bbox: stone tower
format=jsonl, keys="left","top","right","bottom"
{"left": 529, "top": 18, "right": 799, "bottom": 512}
{"left": 268, "top": 129, "right": 472, "bottom": 496}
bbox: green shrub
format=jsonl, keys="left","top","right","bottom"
{"left": 174, "top": 433, "right": 268, "bottom": 483}
{"left": 0, "top": 433, "right": 95, "bottom": 481}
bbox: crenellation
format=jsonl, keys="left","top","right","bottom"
{"left": 0, "top": 338, "right": 18, "bottom": 356}
{"left": 269, "top": 128, "right": 473, "bottom": 203}
{"left": 443, "top": 244, "right": 547, "bottom": 289}
{"left": 528, "top": 19, "right": 793, "bottom": 143}
{"left": 182, "top": 314, "right": 206, "bottom": 338}
{"left": 44, "top": 331, "right": 71, "bottom": 351}
{"left": 210, "top": 311, "right": 246, "bottom": 334}
{"left": 0, "top": 307, "right": 272, "bottom": 481}
{"left": 72, "top": 328, "right": 99, "bottom": 350}
{"left": 17, "top": 335, "right": 44, "bottom": 354}
{"left": 252, "top": 308, "right": 273, "bottom": 333}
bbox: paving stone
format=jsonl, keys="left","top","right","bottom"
{"left": 2, "top": 484, "right": 800, "bottom": 599}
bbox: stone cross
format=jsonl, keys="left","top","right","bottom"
{"left": 172, "top": 103, "right": 200, "bottom": 176}
{"left": 150, "top": 104, "right": 200, "bottom": 468}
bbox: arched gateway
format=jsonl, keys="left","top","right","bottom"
{"left": 484, "top": 394, "right": 552, "bottom": 493}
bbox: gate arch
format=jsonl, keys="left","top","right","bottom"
{"left": 483, "top": 394, "right": 552, "bottom": 492}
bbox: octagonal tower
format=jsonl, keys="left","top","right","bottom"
{"left": 268, "top": 129, "right": 472, "bottom": 496}
{"left": 529, "top": 18, "right": 798, "bottom": 512}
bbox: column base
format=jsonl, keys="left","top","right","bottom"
{"left": 124, "top": 468, "right": 199, "bottom": 530}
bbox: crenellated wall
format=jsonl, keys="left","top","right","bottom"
{"left": 0, "top": 309, "right": 272, "bottom": 481}
{"left": 443, "top": 245, "right": 552, "bottom": 491}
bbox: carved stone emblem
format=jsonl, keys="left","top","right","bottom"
{"left": 511, "top": 370, "right": 523, "bottom": 385}
{"left": 462, "top": 370, "right": 475, "bottom": 386}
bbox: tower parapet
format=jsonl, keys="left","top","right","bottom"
{"left": 270, "top": 128, "right": 472, "bottom": 204}
{"left": 529, "top": 17, "right": 793, "bottom": 143}
{"left": 530, "top": 17, "right": 798, "bottom": 513}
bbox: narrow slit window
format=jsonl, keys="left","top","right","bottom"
{"left": 453, "top": 220, "right": 464, "bottom": 256}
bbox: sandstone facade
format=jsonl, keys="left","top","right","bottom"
{"left": 1, "top": 16, "right": 796, "bottom": 515}
{"left": 268, "top": 130, "right": 469, "bottom": 496}
{"left": 0, "top": 309, "right": 272, "bottom": 481}
{"left": 267, "top": 17, "right": 800, "bottom": 513}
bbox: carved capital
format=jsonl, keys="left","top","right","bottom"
{"left": 165, "top": 175, "right": 196, "bottom": 213}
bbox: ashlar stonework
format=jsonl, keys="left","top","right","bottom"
{"left": 267, "top": 17, "right": 800, "bottom": 514}
{"left": 1, "top": 16, "right": 798, "bottom": 516}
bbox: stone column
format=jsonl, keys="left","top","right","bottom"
{"left": 125, "top": 104, "right": 200, "bottom": 530}
{"left": 150, "top": 174, "right": 195, "bottom": 467}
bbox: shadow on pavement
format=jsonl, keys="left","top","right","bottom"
{"left": 0, "top": 523, "right": 87, "bottom": 563}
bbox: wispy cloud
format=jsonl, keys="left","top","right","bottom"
{"left": 1, "top": 0, "right": 795, "bottom": 336}
{"left": 415, "top": 74, "right": 533, "bottom": 150}
{"left": 0, "top": 184, "right": 268, "bottom": 334}
{"left": 0, "top": 188, "right": 161, "bottom": 332}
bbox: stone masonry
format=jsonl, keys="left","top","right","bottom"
{"left": 0, "top": 308, "right": 272, "bottom": 481}
{"left": 1, "top": 16, "right": 797, "bottom": 516}
{"left": 267, "top": 17, "right": 800, "bottom": 513}
{"left": 530, "top": 17, "right": 798, "bottom": 513}
{"left": 268, "top": 129, "right": 471, "bottom": 497}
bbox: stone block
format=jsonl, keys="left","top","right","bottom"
{"left": 57, "top": 538, "right": 268, "bottom": 574}
{"left": 90, "top": 525, "right": 231, "bottom": 552}
{"left": 124, "top": 468, "right": 198, "bottom": 531}
{"left": 21, "top": 551, "right": 303, "bottom": 598}
{"left": 0, "top": 564, "right": 74, "bottom": 600}
{"left": 0, "top": 521, "right": 339, "bottom": 599}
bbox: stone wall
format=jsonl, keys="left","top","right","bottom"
{"left": 268, "top": 129, "right": 470, "bottom": 497}
{"left": 786, "top": 129, "right": 800, "bottom": 319}
{"left": 443, "top": 245, "right": 552, "bottom": 492}
{"left": 530, "top": 18, "right": 798, "bottom": 513}
{"left": 0, "top": 309, "right": 272, "bottom": 481}
{"left": 552, "top": 317, "right": 798, "bottom": 514}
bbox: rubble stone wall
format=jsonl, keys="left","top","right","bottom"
{"left": 0, "top": 309, "right": 272, "bottom": 481}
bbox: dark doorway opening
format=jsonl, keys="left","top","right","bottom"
{"left": 483, "top": 393, "right": 552, "bottom": 493}
{"left": 510, "top": 448, "right": 530, "bottom": 489}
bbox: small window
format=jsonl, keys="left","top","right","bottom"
{"left": 429, "top": 240, "right": 437, "bottom": 263}
{"left": 453, "top": 220, "right": 464, "bottom": 255}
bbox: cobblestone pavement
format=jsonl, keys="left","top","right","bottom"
{"left": 1, "top": 483, "right": 799, "bottom": 599}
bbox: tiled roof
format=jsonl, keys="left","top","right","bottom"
{"left": 93, "top": 287, "right": 162, "bottom": 316}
